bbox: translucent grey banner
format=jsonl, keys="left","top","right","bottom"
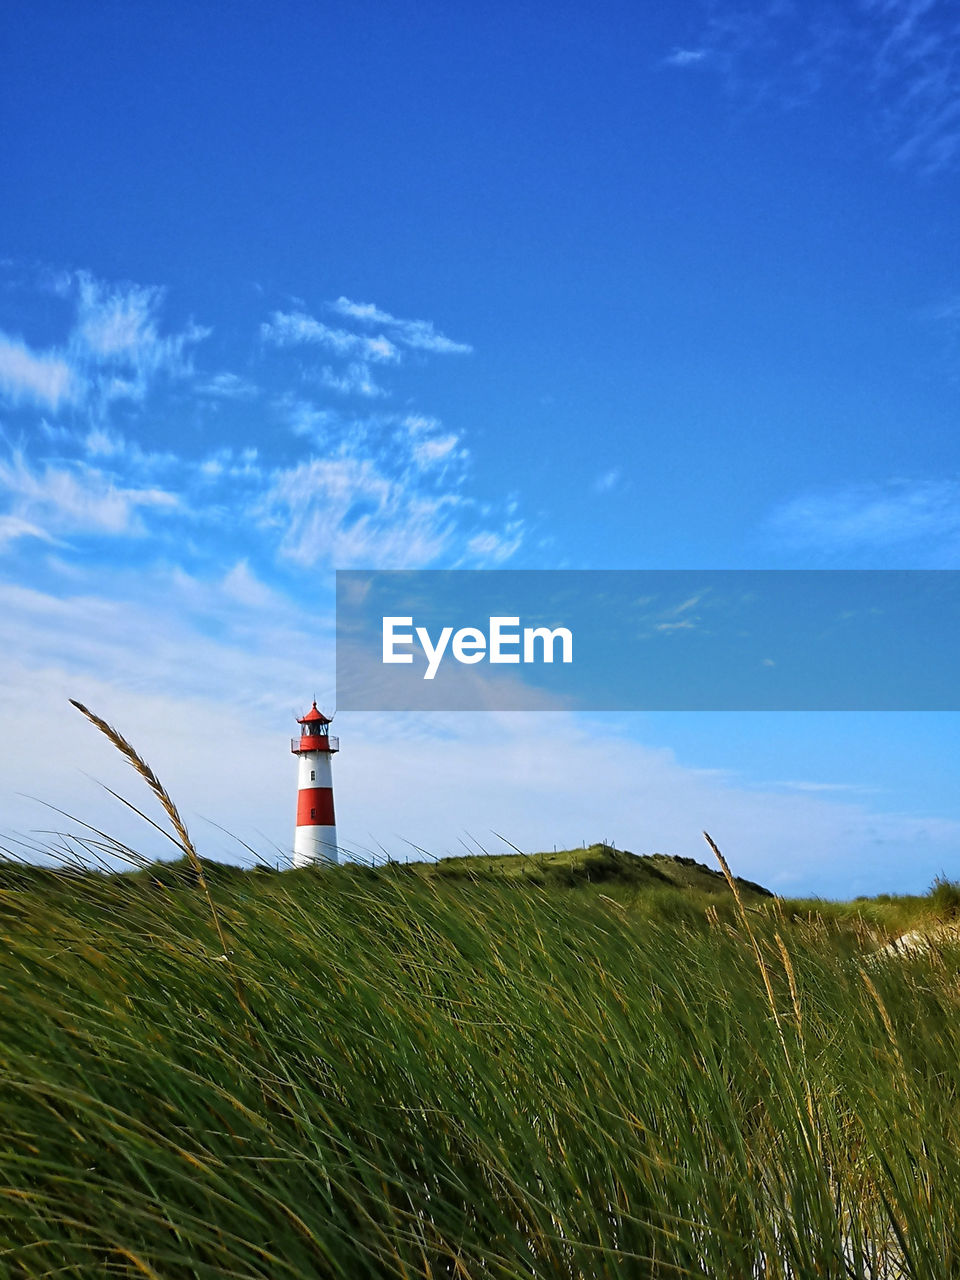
{"left": 336, "top": 570, "right": 960, "bottom": 711}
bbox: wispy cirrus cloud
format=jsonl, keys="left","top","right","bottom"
{"left": 75, "top": 275, "right": 167, "bottom": 360}
{"left": 403, "top": 414, "right": 466, "bottom": 472}
{"left": 260, "top": 310, "right": 400, "bottom": 362}
{"left": 593, "top": 467, "right": 621, "bottom": 494}
{"left": 317, "top": 361, "right": 386, "bottom": 398}
{"left": 0, "top": 269, "right": 209, "bottom": 418}
{"left": 260, "top": 298, "right": 469, "bottom": 400}
{"left": 330, "top": 296, "right": 473, "bottom": 354}
{"left": 275, "top": 402, "right": 469, "bottom": 479}
{"left": 668, "top": 0, "right": 960, "bottom": 172}
{"left": 257, "top": 455, "right": 464, "bottom": 569}
{"left": 1, "top": 401, "right": 517, "bottom": 576}
{"left": 0, "top": 263, "right": 523, "bottom": 581}
{"left": 411, "top": 432, "right": 461, "bottom": 468}
{"left": 0, "top": 415, "right": 519, "bottom": 571}
{"left": 866, "top": 0, "right": 960, "bottom": 171}
{"left": 664, "top": 2, "right": 849, "bottom": 104}
{"left": 0, "top": 513, "right": 58, "bottom": 548}
{"left": 256, "top": 402, "right": 510, "bottom": 568}
{"left": 464, "top": 527, "right": 525, "bottom": 564}
{"left": 196, "top": 371, "right": 259, "bottom": 399}
{"left": 0, "top": 334, "right": 77, "bottom": 410}
{"left": 279, "top": 397, "right": 340, "bottom": 439}
{"left": 0, "top": 450, "right": 179, "bottom": 540}
{"left": 69, "top": 271, "right": 210, "bottom": 405}
{"left": 770, "top": 478, "right": 960, "bottom": 561}
{"left": 664, "top": 48, "right": 709, "bottom": 67}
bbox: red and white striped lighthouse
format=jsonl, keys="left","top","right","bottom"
{"left": 291, "top": 701, "right": 339, "bottom": 867}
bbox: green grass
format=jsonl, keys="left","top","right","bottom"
{"left": 3, "top": 839, "right": 960, "bottom": 1277}
{"left": 776, "top": 881, "right": 960, "bottom": 945}
{"left": 391, "top": 842, "right": 774, "bottom": 898}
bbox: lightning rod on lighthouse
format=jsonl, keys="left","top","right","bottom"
{"left": 291, "top": 701, "right": 339, "bottom": 867}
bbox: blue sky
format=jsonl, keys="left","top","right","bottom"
{"left": 1, "top": 0, "right": 960, "bottom": 894}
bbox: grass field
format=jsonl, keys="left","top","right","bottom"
{"left": 4, "top": 824, "right": 960, "bottom": 1279}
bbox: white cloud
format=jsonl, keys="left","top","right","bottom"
{"left": 277, "top": 402, "right": 471, "bottom": 475}
{"left": 0, "top": 265, "right": 523, "bottom": 721}
{"left": 412, "top": 433, "right": 460, "bottom": 467}
{"left": 397, "top": 412, "right": 465, "bottom": 469}
{"left": 0, "top": 567, "right": 331, "bottom": 714}
{"left": 258, "top": 455, "right": 462, "bottom": 568}
{"left": 193, "top": 446, "right": 261, "bottom": 483}
{"left": 74, "top": 276, "right": 164, "bottom": 358}
{"left": 77, "top": 429, "right": 179, "bottom": 477}
{"left": 665, "top": 48, "right": 708, "bottom": 67}
{"left": 0, "top": 452, "right": 178, "bottom": 538}
{"left": 678, "top": 0, "right": 960, "bottom": 172}
{"left": 770, "top": 479, "right": 960, "bottom": 557}
{"left": 0, "top": 333, "right": 77, "bottom": 410}
{"left": 464, "top": 526, "right": 525, "bottom": 563}
{"left": 0, "top": 272, "right": 210, "bottom": 418}
{"left": 331, "top": 296, "right": 473, "bottom": 354}
{"left": 220, "top": 560, "right": 286, "bottom": 610}
{"left": 251, "top": 401, "right": 508, "bottom": 564}
{"left": 37, "top": 420, "right": 75, "bottom": 443}
{"left": 593, "top": 467, "right": 621, "bottom": 493}
{"left": 0, "top": 393, "right": 515, "bottom": 573}
{"left": 275, "top": 397, "right": 339, "bottom": 440}
{"left": 254, "top": 393, "right": 513, "bottom": 566}
{"left": 0, "top": 514, "right": 58, "bottom": 547}
{"left": 403, "top": 413, "right": 442, "bottom": 434}
{"left": 318, "top": 361, "right": 386, "bottom": 398}
{"left": 655, "top": 619, "right": 696, "bottom": 632}
{"left": 260, "top": 310, "right": 399, "bottom": 362}
{"left": 70, "top": 272, "right": 210, "bottom": 400}
{"left": 197, "top": 372, "right": 258, "bottom": 398}
{"left": 867, "top": 0, "right": 960, "bottom": 170}
{"left": 83, "top": 428, "right": 126, "bottom": 458}
{"left": 328, "top": 298, "right": 394, "bottom": 325}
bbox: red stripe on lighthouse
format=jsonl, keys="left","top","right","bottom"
{"left": 297, "top": 788, "right": 336, "bottom": 826}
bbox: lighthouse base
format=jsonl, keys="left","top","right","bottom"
{"left": 293, "top": 825, "right": 339, "bottom": 867}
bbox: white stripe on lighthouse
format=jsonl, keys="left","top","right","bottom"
{"left": 293, "top": 821, "right": 338, "bottom": 867}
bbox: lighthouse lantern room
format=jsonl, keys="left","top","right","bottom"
{"left": 291, "top": 701, "right": 339, "bottom": 867}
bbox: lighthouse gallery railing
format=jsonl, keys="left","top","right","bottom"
{"left": 291, "top": 735, "right": 339, "bottom": 753}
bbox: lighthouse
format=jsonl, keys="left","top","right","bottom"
{"left": 291, "top": 701, "right": 339, "bottom": 867}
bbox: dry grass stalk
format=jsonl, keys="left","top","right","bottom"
{"left": 69, "top": 699, "right": 251, "bottom": 1021}
{"left": 776, "top": 930, "right": 817, "bottom": 1139}
{"left": 704, "top": 832, "right": 827, "bottom": 1164}
{"left": 703, "top": 831, "right": 790, "bottom": 1061}
{"left": 860, "top": 966, "right": 910, "bottom": 1095}
{"left": 775, "top": 932, "right": 801, "bottom": 1032}
{"left": 69, "top": 702, "right": 198, "bottom": 862}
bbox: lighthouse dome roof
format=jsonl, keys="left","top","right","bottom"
{"left": 298, "top": 700, "right": 331, "bottom": 725}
